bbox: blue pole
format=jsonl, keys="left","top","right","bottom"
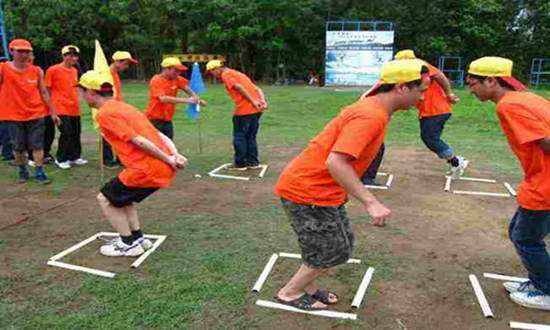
{"left": 0, "top": 0, "right": 9, "bottom": 59}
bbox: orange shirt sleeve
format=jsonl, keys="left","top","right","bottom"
{"left": 497, "top": 103, "right": 550, "bottom": 145}
{"left": 331, "top": 116, "right": 384, "bottom": 159}
{"left": 97, "top": 112, "right": 138, "bottom": 142}
{"left": 44, "top": 66, "right": 54, "bottom": 88}
{"left": 427, "top": 63, "right": 441, "bottom": 77}
{"left": 177, "top": 77, "right": 189, "bottom": 89}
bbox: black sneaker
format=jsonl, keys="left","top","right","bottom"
{"left": 18, "top": 169, "right": 30, "bottom": 183}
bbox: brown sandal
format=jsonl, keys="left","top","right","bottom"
{"left": 274, "top": 293, "right": 324, "bottom": 310}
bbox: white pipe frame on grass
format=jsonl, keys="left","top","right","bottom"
{"left": 453, "top": 190, "right": 511, "bottom": 198}
{"left": 444, "top": 176, "right": 452, "bottom": 192}
{"left": 47, "top": 260, "right": 116, "bottom": 278}
{"left": 49, "top": 233, "right": 99, "bottom": 261}
{"left": 509, "top": 321, "right": 550, "bottom": 330}
{"left": 469, "top": 274, "right": 494, "bottom": 318}
{"left": 255, "top": 299, "right": 358, "bottom": 320}
{"left": 278, "top": 252, "right": 361, "bottom": 264}
{"left": 504, "top": 182, "right": 517, "bottom": 197}
{"left": 251, "top": 253, "right": 279, "bottom": 293}
{"left": 351, "top": 267, "right": 375, "bottom": 309}
{"left": 258, "top": 165, "right": 269, "bottom": 178}
{"left": 449, "top": 176, "right": 498, "bottom": 183}
{"left": 385, "top": 174, "right": 394, "bottom": 187}
{"left": 483, "top": 273, "right": 528, "bottom": 282}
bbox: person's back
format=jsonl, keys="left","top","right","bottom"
{"left": 417, "top": 63, "right": 451, "bottom": 118}
{"left": 496, "top": 91, "right": 550, "bottom": 210}
{"left": 97, "top": 100, "right": 175, "bottom": 188}
{"left": 221, "top": 68, "right": 262, "bottom": 116}
{"left": 275, "top": 97, "right": 389, "bottom": 206}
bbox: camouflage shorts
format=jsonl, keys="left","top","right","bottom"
{"left": 281, "top": 198, "right": 354, "bottom": 269}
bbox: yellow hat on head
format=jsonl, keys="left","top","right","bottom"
{"left": 206, "top": 60, "right": 223, "bottom": 71}
{"left": 395, "top": 49, "right": 416, "bottom": 60}
{"left": 61, "top": 45, "right": 80, "bottom": 55}
{"left": 468, "top": 56, "right": 527, "bottom": 91}
{"left": 112, "top": 51, "right": 138, "bottom": 63}
{"left": 77, "top": 70, "right": 112, "bottom": 91}
{"left": 361, "top": 59, "right": 426, "bottom": 98}
{"left": 161, "top": 57, "right": 187, "bottom": 71}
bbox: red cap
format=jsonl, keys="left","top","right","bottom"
{"left": 500, "top": 76, "right": 527, "bottom": 91}
{"left": 9, "top": 39, "right": 33, "bottom": 51}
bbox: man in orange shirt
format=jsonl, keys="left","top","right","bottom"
{"left": 0, "top": 39, "right": 60, "bottom": 184}
{"left": 101, "top": 50, "right": 139, "bottom": 167}
{"left": 394, "top": 50, "right": 468, "bottom": 178}
{"left": 273, "top": 60, "right": 430, "bottom": 310}
{"left": 206, "top": 60, "right": 267, "bottom": 169}
{"left": 467, "top": 57, "right": 550, "bottom": 310}
{"left": 145, "top": 57, "right": 203, "bottom": 139}
{"left": 0, "top": 57, "right": 14, "bottom": 161}
{"left": 78, "top": 70, "right": 188, "bottom": 257}
{"left": 45, "top": 45, "right": 87, "bottom": 169}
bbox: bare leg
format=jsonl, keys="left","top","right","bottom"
{"left": 32, "top": 149, "right": 44, "bottom": 166}
{"left": 124, "top": 205, "right": 140, "bottom": 231}
{"left": 97, "top": 193, "right": 131, "bottom": 236}
{"left": 276, "top": 264, "right": 327, "bottom": 308}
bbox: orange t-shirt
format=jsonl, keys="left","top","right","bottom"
{"left": 111, "top": 66, "right": 123, "bottom": 102}
{"left": 417, "top": 63, "right": 452, "bottom": 118}
{"left": 97, "top": 100, "right": 176, "bottom": 188}
{"left": 44, "top": 63, "right": 79, "bottom": 116}
{"left": 274, "top": 97, "right": 389, "bottom": 206}
{"left": 0, "top": 62, "right": 48, "bottom": 121}
{"left": 221, "top": 69, "right": 262, "bottom": 116}
{"left": 496, "top": 91, "right": 550, "bottom": 210}
{"left": 145, "top": 74, "right": 189, "bottom": 122}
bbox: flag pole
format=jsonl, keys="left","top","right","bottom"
{"left": 99, "top": 135, "right": 104, "bottom": 182}
{"left": 197, "top": 104, "right": 203, "bottom": 154}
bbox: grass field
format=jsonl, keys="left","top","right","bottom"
{"left": 1, "top": 83, "right": 549, "bottom": 329}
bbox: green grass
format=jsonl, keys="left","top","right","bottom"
{"left": 1, "top": 83, "right": 549, "bottom": 329}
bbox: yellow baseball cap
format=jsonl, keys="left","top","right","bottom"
{"left": 77, "top": 70, "right": 113, "bottom": 91}
{"left": 362, "top": 59, "right": 428, "bottom": 98}
{"left": 112, "top": 51, "right": 138, "bottom": 64}
{"left": 468, "top": 57, "right": 527, "bottom": 91}
{"left": 206, "top": 60, "right": 223, "bottom": 71}
{"left": 395, "top": 49, "right": 416, "bottom": 60}
{"left": 161, "top": 57, "right": 187, "bottom": 71}
{"left": 62, "top": 45, "right": 80, "bottom": 55}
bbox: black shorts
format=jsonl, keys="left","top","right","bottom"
{"left": 281, "top": 198, "right": 354, "bottom": 269}
{"left": 12, "top": 118, "right": 45, "bottom": 151}
{"left": 150, "top": 120, "right": 173, "bottom": 140}
{"left": 100, "top": 177, "right": 158, "bottom": 208}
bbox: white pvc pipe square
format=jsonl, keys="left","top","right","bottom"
{"left": 510, "top": 321, "right": 550, "bottom": 330}
{"left": 469, "top": 274, "right": 494, "bottom": 318}
{"left": 255, "top": 299, "right": 357, "bottom": 320}
{"left": 483, "top": 273, "right": 528, "bottom": 282}
{"left": 251, "top": 253, "right": 279, "bottom": 293}
{"left": 351, "top": 267, "right": 375, "bottom": 308}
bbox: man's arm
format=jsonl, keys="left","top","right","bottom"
{"left": 130, "top": 135, "right": 177, "bottom": 169}
{"left": 326, "top": 152, "right": 391, "bottom": 226}
{"left": 234, "top": 84, "right": 263, "bottom": 110}
{"left": 158, "top": 95, "right": 198, "bottom": 105}
{"left": 38, "top": 69, "right": 61, "bottom": 125}
{"left": 538, "top": 137, "right": 550, "bottom": 154}
{"left": 432, "top": 72, "right": 459, "bottom": 103}
{"left": 256, "top": 87, "right": 268, "bottom": 109}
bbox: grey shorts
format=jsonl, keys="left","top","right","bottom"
{"left": 11, "top": 118, "right": 45, "bottom": 152}
{"left": 281, "top": 198, "right": 354, "bottom": 269}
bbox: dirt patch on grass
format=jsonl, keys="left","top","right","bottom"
{"left": 2, "top": 145, "right": 550, "bottom": 328}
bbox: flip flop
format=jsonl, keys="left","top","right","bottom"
{"left": 311, "top": 289, "right": 339, "bottom": 305}
{"left": 274, "top": 293, "right": 325, "bottom": 310}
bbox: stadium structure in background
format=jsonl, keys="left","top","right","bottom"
{"left": 325, "top": 21, "right": 394, "bottom": 86}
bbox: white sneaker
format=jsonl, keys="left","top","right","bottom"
{"left": 99, "top": 238, "right": 144, "bottom": 257}
{"left": 503, "top": 281, "right": 537, "bottom": 293}
{"left": 450, "top": 156, "right": 469, "bottom": 179}
{"left": 70, "top": 158, "right": 88, "bottom": 166}
{"left": 510, "top": 289, "right": 550, "bottom": 311}
{"left": 55, "top": 160, "right": 71, "bottom": 169}
{"left": 135, "top": 237, "right": 153, "bottom": 250}
{"left": 27, "top": 160, "right": 36, "bottom": 167}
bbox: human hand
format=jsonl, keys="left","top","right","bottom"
{"left": 175, "top": 154, "right": 188, "bottom": 169}
{"left": 447, "top": 93, "right": 460, "bottom": 104}
{"left": 364, "top": 199, "right": 391, "bottom": 227}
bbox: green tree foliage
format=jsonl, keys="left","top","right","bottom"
{"left": 3, "top": 0, "right": 549, "bottom": 81}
